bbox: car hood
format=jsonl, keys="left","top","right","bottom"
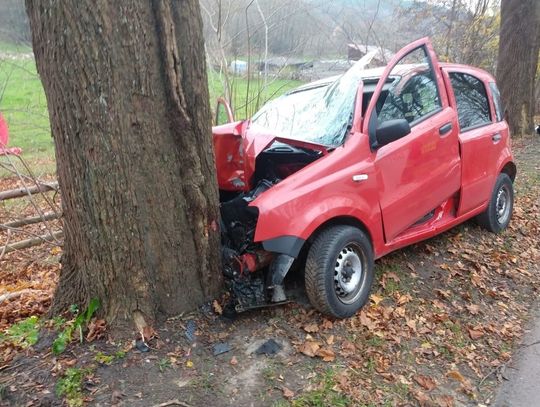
{"left": 212, "top": 120, "right": 328, "bottom": 192}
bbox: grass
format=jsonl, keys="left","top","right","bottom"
{"left": 94, "top": 349, "right": 126, "bottom": 366}
{"left": 290, "top": 368, "right": 351, "bottom": 407}
{"left": 0, "top": 42, "right": 302, "bottom": 178}
{"left": 0, "top": 315, "right": 40, "bottom": 348}
{"left": 0, "top": 56, "right": 54, "bottom": 176}
{"left": 56, "top": 367, "right": 91, "bottom": 407}
{"left": 0, "top": 41, "right": 32, "bottom": 54}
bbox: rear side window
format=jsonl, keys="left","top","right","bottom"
{"left": 489, "top": 82, "right": 504, "bottom": 122}
{"left": 449, "top": 72, "right": 491, "bottom": 131}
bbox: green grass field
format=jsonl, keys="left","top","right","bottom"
{"left": 0, "top": 57, "right": 53, "bottom": 177}
{"left": 0, "top": 43, "right": 302, "bottom": 178}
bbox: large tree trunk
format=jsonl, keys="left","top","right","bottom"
{"left": 497, "top": 0, "right": 540, "bottom": 135}
{"left": 25, "top": 0, "right": 222, "bottom": 325}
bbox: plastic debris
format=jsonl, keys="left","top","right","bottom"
{"left": 213, "top": 342, "right": 231, "bottom": 356}
{"left": 255, "top": 339, "right": 282, "bottom": 355}
{"left": 135, "top": 339, "right": 150, "bottom": 353}
{"left": 185, "top": 320, "right": 197, "bottom": 342}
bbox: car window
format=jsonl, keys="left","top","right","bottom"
{"left": 489, "top": 82, "right": 504, "bottom": 122}
{"left": 449, "top": 72, "right": 491, "bottom": 130}
{"left": 376, "top": 47, "right": 441, "bottom": 126}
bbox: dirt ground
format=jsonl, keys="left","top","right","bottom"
{"left": 0, "top": 135, "right": 539, "bottom": 407}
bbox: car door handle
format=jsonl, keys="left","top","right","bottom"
{"left": 352, "top": 174, "right": 368, "bottom": 182}
{"left": 439, "top": 123, "right": 452, "bottom": 136}
{"left": 492, "top": 133, "right": 502, "bottom": 143}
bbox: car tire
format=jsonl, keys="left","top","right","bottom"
{"left": 305, "top": 225, "right": 374, "bottom": 318}
{"left": 476, "top": 173, "right": 514, "bottom": 233}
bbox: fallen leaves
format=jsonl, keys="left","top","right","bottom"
{"left": 446, "top": 370, "right": 466, "bottom": 383}
{"left": 468, "top": 327, "right": 485, "bottom": 340}
{"left": 370, "top": 294, "right": 384, "bottom": 305}
{"left": 303, "top": 323, "right": 319, "bottom": 333}
{"left": 281, "top": 386, "right": 294, "bottom": 399}
{"left": 299, "top": 340, "right": 320, "bottom": 357}
{"left": 212, "top": 300, "right": 223, "bottom": 315}
{"left": 466, "top": 304, "right": 480, "bottom": 315}
{"left": 320, "top": 319, "right": 333, "bottom": 330}
{"left": 2, "top": 141, "right": 540, "bottom": 407}
{"left": 86, "top": 319, "right": 106, "bottom": 342}
{"left": 359, "top": 310, "right": 377, "bottom": 330}
{"left": 396, "top": 293, "right": 412, "bottom": 305}
{"left": 298, "top": 338, "right": 335, "bottom": 362}
{"left": 316, "top": 347, "right": 335, "bottom": 362}
{"left": 414, "top": 375, "right": 437, "bottom": 391}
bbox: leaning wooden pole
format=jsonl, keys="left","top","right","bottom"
{"left": 0, "top": 230, "right": 63, "bottom": 254}
{"left": 0, "top": 212, "right": 61, "bottom": 229}
{"left": 0, "top": 181, "right": 59, "bottom": 201}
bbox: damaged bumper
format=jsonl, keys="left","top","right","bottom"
{"left": 262, "top": 236, "right": 305, "bottom": 258}
{"left": 215, "top": 120, "right": 325, "bottom": 312}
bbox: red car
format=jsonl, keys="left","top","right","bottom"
{"left": 213, "top": 38, "right": 515, "bottom": 318}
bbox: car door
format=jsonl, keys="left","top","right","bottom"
{"left": 446, "top": 70, "right": 509, "bottom": 216}
{"left": 362, "top": 38, "right": 461, "bottom": 242}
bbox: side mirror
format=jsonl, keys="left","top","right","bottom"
{"left": 376, "top": 119, "right": 411, "bottom": 147}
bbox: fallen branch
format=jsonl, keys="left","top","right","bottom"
{"left": 0, "top": 289, "right": 45, "bottom": 305}
{"left": 0, "top": 228, "right": 10, "bottom": 261}
{"left": 0, "top": 181, "right": 59, "bottom": 201}
{"left": 0, "top": 230, "right": 63, "bottom": 254}
{"left": 0, "top": 212, "right": 61, "bottom": 229}
{"left": 151, "top": 400, "right": 191, "bottom": 407}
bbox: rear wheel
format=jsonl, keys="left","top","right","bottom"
{"left": 476, "top": 173, "right": 514, "bottom": 233}
{"left": 305, "top": 225, "right": 374, "bottom": 318}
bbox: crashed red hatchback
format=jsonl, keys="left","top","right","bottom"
{"left": 213, "top": 38, "right": 515, "bottom": 318}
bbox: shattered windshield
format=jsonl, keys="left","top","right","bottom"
{"left": 251, "top": 62, "right": 371, "bottom": 148}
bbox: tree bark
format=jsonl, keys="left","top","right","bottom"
{"left": 25, "top": 0, "right": 222, "bottom": 325}
{"left": 497, "top": 0, "right": 540, "bottom": 135}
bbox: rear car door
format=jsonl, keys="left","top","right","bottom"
{"left": 362, "top": 38, "right": 461, "bottom": 242}
{"left": 446, "top": 70, "right": 509, "bottom": 215}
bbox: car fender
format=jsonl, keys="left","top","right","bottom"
{"left": 252, "top": 180, "right": 385, "bottom": 257}
{"left": 496, "top": 151, "right": 515, "bottom": 181}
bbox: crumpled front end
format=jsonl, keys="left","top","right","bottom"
{"left": 213, "top": 121, "right": 326, "bottom": 311}
{"left": 219, "top": 180, "right": 274, "bottom": 311}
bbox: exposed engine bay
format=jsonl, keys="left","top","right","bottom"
{"left": 218, "top": 138, "right": 324, "bottom": 311}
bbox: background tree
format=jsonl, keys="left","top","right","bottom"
{"left": 396, "top": 0, "right": 500, "bottom": 71}
{"left": 0, "top": 0, "right": 30, "bottom": 45}
{"left": 497, "top": 0, "right": 540, "bottom": 135}
{"left": 25, "top": 0, "right": 222, "bottom": 325}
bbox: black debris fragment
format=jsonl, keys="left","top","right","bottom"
{"left": 135, "top": 339, "right": 150, "bottom": 353}
{"left": 255, "top": 339, "right": 282, "bottom": 356}
{"left": 213, "top": 342, "right": 231, "bottom": 356}
{"left": 185, "top": 320, "right": 197, "bottom": 343}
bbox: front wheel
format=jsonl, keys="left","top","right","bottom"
{"left": 476, "top": 173, "right": 514, "bottom": 233}
{"left": 305, "top": 225, "right": 374, "bottom": 318}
